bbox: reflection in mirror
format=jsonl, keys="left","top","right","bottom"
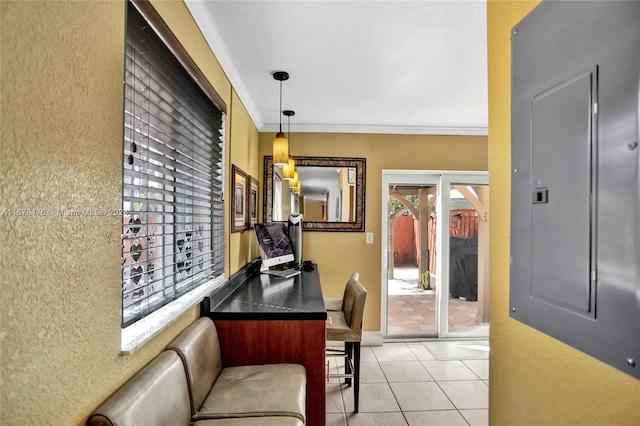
{"left": 264, "top": 156, "right": 365, "bottom": 231}
{"left": 297, "top": 166, "right": 355, "bottom": 222}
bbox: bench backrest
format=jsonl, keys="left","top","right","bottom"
{"left": 167, "top": 317, "right": 223, "bottom": 415}
{"left": 87, "top": 350, "right": 191, "bottom": 426}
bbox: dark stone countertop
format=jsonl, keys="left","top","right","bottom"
{"left": 202, "top": 262, "right": 327, "bottom": 320}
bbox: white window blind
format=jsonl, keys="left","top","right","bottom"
{"left": 121, "top": 1, "right": 225, "bottom": 327}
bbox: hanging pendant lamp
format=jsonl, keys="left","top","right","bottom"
{"left": 282, "top": 156, "right": 296, "bottom": 180}
{"left": 282, "top": 110, "right": 296, "bottom": 180}
{"left": 289, "top": 170, "right": 299, "bottom": 188}
{"left": 272, "top": 71, "right": 289, "bottom": 166}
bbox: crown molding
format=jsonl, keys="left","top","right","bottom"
{"left": 260, "top": 123, "right": 488, "bottom": 136}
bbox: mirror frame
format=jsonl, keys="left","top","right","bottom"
{"left": 263, "top": 156, "right": 366, "bottom": 231}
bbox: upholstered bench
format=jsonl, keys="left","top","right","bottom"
{"left": 168, "top": 317, "right": 306, "bottom": 422}
{"left": 87, "top": 318, "right": 306, "bottom": 425}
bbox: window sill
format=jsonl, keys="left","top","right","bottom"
{"left": 121, "top": 275, "right": 225, "bottom": 355}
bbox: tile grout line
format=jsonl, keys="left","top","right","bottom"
{"left": 375, "top": 343, "right": 411, "bottom": 425}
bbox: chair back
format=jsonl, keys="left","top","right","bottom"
{"left": 342, "top": 278, "right": 367, "bottom": 337}
{"left": 337, "top": 272, "right": 360, "bottom": 311}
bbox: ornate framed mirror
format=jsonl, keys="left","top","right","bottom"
{"left": 263, "top": 156, "right": 366, "bottom": 231}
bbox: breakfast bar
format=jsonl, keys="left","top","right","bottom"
{"left": 201, "top": 263, "right": 327, "bottom": 426}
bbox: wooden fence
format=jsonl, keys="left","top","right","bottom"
{"left": 393, "top": 209, "right": 478, "bottom": 276}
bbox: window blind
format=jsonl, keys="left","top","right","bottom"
{"left": 122, "top": 1, "right": 225, "bottom": 327}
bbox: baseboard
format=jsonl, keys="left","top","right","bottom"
{"left": 362, "top": 331, "right": 384, "bottom": 346}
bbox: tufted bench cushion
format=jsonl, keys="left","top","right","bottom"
{"left": 194, "top": 415, "right": 303, "bottom": 425}
{"left": 197, "top": 364, "right": 306, "bottom": 421}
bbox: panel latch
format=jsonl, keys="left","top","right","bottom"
{"left": 532, "top": 188, "right": 549, "bottom": 204}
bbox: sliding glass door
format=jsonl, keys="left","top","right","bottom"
{"left": 382, "top": 171, "right": 489, "bottom": 339}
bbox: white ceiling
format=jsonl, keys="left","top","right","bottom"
{"left": 185, "top": 0, "right": 488, "bottom": 136}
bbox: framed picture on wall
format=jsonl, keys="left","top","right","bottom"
{"left": 231, "top": 164, "right": 248, "bottom": 233}
{"left": 248, "top": 175, "right": 259, "bottom": 228}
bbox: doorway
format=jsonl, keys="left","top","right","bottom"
{"left": 382, "top": 171, "right": 490, "bottom": 339}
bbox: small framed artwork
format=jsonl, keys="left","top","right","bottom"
{"left": 248, "top": 175, "right": 259, "bottom": 228}
{"left": 231, "top": 164, "right": 248, "bottom": 233}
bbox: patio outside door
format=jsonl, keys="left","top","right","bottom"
{"left": 382, "top": 171, "right": 489, "bottom": 339}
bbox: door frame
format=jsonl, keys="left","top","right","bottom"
{"left": 381, "top": 170, "right": 489, "bottom": 340}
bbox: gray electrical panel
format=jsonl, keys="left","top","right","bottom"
{"left": 510, "top": 1, "right": 640, "bottom": 379}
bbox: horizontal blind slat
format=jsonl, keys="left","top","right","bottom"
{"left": 123, "top": 91, "right": 224, "bottom": 153}
{"left": 123, "top": 96, "right": 223, "bottom": 158}
{"left": 123, "top": 172, "right": 214, "bottom": 200}
{"left": 123, "top": 150, "right": 215, "bottom": 188}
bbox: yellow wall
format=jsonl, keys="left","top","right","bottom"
{"left": 0, "top": 1, "right": 258, "bottom": 424}
{"left": 259, "top": 132, "right": 488, "bottom": 331}
{"left": 228, "top": 89, "right": 262, "bottom": 273}
{"left": 487, "top": 1, "right": 640, "bottom": 425}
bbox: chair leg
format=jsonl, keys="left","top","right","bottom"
{"left": 344, "top": 341, "right": 352, "bottom": 387}
{"left": 353, "top": 341, "right": 361, "bottom": 413}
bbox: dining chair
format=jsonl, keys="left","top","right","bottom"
{"left": 325, "top": 276, "right": 367, "bottom": 412}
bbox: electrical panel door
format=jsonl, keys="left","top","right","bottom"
{"left": 510, "top": 1, "right": 640, "bottom": 379}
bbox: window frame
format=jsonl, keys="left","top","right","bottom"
{"left": 121, "top": 0, "right": 227, "bottom": 353}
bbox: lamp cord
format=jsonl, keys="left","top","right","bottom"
{"left": 279, "top": 80, "right": 283, "bottom": 133}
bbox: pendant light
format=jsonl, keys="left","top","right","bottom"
{"left": 289, "top": 170, "right": 299, "bottom": 188}
{"left": 282, "top": 110, "right": 296, "bottom": 180}
{"left": 282, "top": 155, "right": 296, "bottom": 180}
{"left": 272, "top": 71, "right": 289, "bottom": 166}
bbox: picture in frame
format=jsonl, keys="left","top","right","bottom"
{"left": 248, "top": 175, "right": 259, "bottom": 228}
{"left": 231, "top": 164, "right": 248, "bottom": 232}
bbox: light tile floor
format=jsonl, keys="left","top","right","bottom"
{"left": 326, "top": 340, "right": 489, "bottom": 426}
